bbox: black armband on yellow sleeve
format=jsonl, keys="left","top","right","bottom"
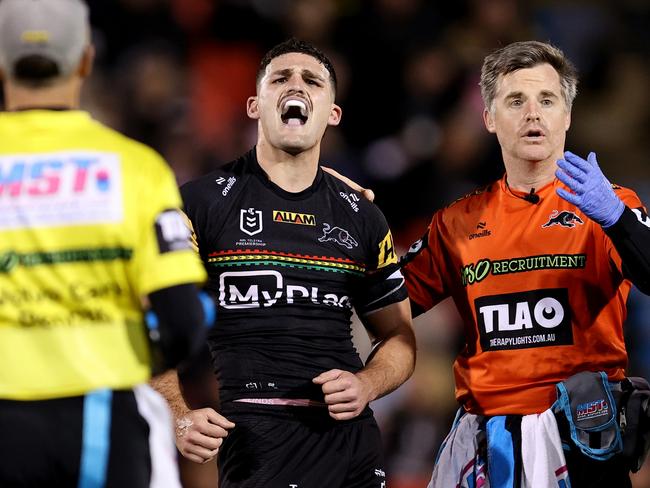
{"left": 605, "top": 206, "right": 650, "bottom": 295}
{"left": 148, "top": 284, "right": 208, "bottom": 371}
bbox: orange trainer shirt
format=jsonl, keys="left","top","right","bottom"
{"left": 403, "top": 174, "right": 645, "bottom": 415}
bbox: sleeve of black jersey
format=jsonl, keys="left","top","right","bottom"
{"left": 604, "top": 206, "right": 650, "bottom": 295}
{"left": 179, "top": 182, "right": 199, "bottom": 239}
{"left": 353, "top": 203, "right": 408, "bottom": 315}
{"left": 354, "top": 263, "right": 408, "bottom": 316}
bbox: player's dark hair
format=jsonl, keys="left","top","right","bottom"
{"left": 257, "top": 38, "right": 337, "bottom": 94}
{"left": 480, "top": 40, "right": 578, "bottom": 112}
{"left": 13, "top": 55, "right": 61, "bottom": 87}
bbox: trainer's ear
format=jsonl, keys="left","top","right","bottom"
{"left": 483, "top": 108, "right": 496, "bottom": 133}
{"left": 246, "top": 96, "right": 259, "bottom": 120}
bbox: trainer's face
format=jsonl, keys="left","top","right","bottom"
{"left": 483, "top": 63, "right": 571, "bottom": 167}
{"left": 247, "top": 52, "right": 341, "bottom": 155}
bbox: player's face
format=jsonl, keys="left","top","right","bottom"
{"left": 483, "top": 63, "right": 571, "bottom": 167}
{"left": 247, "top": 52, "right": 341, "bottom": 155}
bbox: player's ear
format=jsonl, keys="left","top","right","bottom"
{"left": 483, "top": 108, "right": 496, "bottom": 133}
{"left": 246, "top": 96, "right": 259, "bottom": 120}
{"left": 328, "top": 103, "right": 342, "bottom": 126}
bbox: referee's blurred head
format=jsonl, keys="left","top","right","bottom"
{"left": 0, "top": 0, "right": 91, "bottom": 85}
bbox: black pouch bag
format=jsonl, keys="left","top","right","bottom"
{"left": 553, "top": 371, "right": 622, "bottom": 460}
{"left": 618, "top": 376, "right": 650, "bottom": 472}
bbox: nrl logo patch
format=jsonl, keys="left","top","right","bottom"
{"left": 240, "top": 208, "right": 263, "bottom": 236}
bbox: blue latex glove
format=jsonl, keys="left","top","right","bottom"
{"left": 555, "top": 151, "right": 624, "bottom": 228}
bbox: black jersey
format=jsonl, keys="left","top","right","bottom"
{"left": 181, "top": 149, "right": 406, "bottom": 404}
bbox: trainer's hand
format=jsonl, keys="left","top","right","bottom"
{"left": 313, "top": 369, "right": 372, "bottom": 420}
{"left": 321, "top": 166, "right": 375, "bottom": 202}
{"left": 175, "top": 408, "right": 235, "bottom": 464}
{"left": 555, "top": 151, "right": 624, "bottom": 228}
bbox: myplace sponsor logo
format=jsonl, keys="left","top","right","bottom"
{"left": 475, "top": 288, "right": 573, "bottom": 351}
{"left": 219, "top": 270, "right": 350, "bottom": 309}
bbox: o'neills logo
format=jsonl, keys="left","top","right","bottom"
{"left": 272, "top": 210, "right": 316, "bottom": 226}
{"left": 469, "top": 221, "right": 491, "bottom": 240}
{"left": 469, "top": 229, "right": 491, "bottom": 240}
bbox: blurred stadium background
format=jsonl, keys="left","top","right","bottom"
{"left": 72, "top": 0, "right": 650, "bottom": 486}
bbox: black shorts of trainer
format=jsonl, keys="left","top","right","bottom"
{"left": 218, "top": 402, "right": 387, "bottom": 488}
{"left": 563, "top": 446, "right": 632, "bottom": 488}
{"left": 0, "top": 390, "right": 151, "bottom": 488}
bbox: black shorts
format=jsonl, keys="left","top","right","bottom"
{"left": 218, "top": 403, "right": 387, "bottom": 488}
{"left": 0, "top": 386, "right": 179, "bottom": 488}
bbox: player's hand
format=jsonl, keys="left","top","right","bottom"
{"left": 312, "top": 369, "right": 372, "bottom": 420}
{"left": 175, "top": 408, "right": 235, "bottom": 464}
{"left": 321, "top": 166, "right": 375, "bottom": 202}
{"left": 555, "top": 151, "right": 624, "bottom": 228}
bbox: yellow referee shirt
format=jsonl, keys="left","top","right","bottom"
{"left": 0, "top": 110, "right": 206, "bottom": 400}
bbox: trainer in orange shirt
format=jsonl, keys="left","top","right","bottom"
{"left": 400, "top": 41, "right": 650, "bottom": 487}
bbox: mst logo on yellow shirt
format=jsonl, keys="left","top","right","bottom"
{"left": 0, "top": 151, "right": 123, "bottom": 230}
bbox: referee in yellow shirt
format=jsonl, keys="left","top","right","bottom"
{"left": 0, "top": 1, "right": 218, "bottom": 486}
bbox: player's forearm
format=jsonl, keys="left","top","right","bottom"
{"left": 357, "top": 323, "right": 416, "bottom": 402}
{"left": 149, "top": 370, "right": 191, "bottom": 420}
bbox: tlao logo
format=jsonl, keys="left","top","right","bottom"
{"left": 0, "top": 151, "right": 123, "bottom": 230}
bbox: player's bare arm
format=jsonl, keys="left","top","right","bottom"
{"left": 313, "top": 298, "right": 415, "bottom": 420}
{"left": 151, "top": 368, "right": 234, "bottom": 464}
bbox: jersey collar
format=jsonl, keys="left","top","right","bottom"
{"left": 247, "top": 146, "right": 324, "bottom": 201}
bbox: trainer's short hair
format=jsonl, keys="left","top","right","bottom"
{"left": 480, "top": 41, "right": 578, "bottom": 113}
{"left": 256, "top": 38, "right": 337, "bottom": 95}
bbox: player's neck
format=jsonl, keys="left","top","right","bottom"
{"left": 3, "top": 78, "right": 81, "bottom": 111}
{"left": 255, "top": 141, "right": 320, "bottom": 193}
{"left": 503, "top": 154, "right": 559, "bottom": 192}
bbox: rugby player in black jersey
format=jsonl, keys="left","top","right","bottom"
{"left": 155, "top": 39, "right": 416, "bottom": 487}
